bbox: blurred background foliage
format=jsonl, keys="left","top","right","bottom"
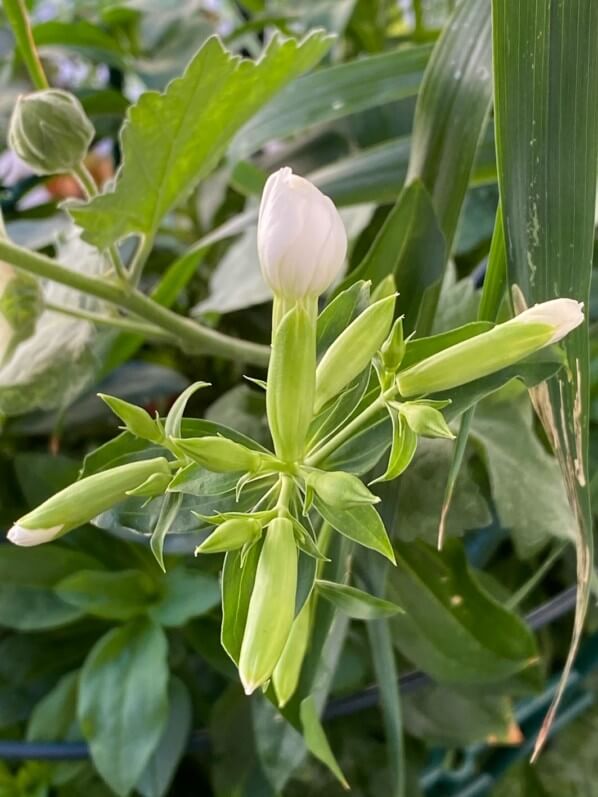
{"left": 0, "top": 0, "right": 597, "bottom": 795}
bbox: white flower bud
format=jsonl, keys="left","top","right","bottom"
{"left": 257, "top": 167, "right": 347, "bottom": 299}
{"left": 515, "top": 299, "right": 584, "bottom": 343}
{"left": 7, "top": 523, "right": 64, "bottom": 547}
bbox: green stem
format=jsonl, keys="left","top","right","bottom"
{"left": 305, "top": 389, "right": 393, "bottom": 467}
{"left": 276, "top": 473, "right": 294, "bottom": 517}
{"left": 128, "top": 234, "right": 155, "bottom": 286}
{"left": 45, "top": 301, "right": 175, "bottom": 342}
{"left": 4, "top": 0, "right": 49, "bottom": 90}
{"left": 0, "top": 236, "right": 270, "bottom": 365}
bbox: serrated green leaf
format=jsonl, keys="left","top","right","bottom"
{"left": 316, "top": 579, "right": 402, "bottom": 620}
{"left": 68, "top": 32, "right": 331, "bottom": 248}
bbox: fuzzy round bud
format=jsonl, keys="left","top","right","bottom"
{"left": 8, "top": 89, "right": 94, "bottom": 175}
{"left": 257, "top": 167, "right": 347, "bottom": 299}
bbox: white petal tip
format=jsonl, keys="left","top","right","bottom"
{"left": 7, "top": 523, "right": 64, "bottom": 546}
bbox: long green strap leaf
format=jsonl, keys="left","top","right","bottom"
{"left": 493, "top": 0, "right": 598, "bottom": 759}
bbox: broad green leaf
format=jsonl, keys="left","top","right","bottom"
{"left": 56, "top": 569, "right": 157, "bottom": 621}
{"left": 149, "top": 567, "right": 220, "bottom": 627}
{"left": 493, "top": 0, "right": 598, "bottom": 757}
{"left": 299, "top": 695, "right": 348, "bottom": 790}
{"left": 0, "top": 230, "right": 103, "bottom": 416}
{"left": 406, "top": 0, "right": 492, "bottom": 248}
{"left": 33, "top": 20, "right": 127, "bottom": 67}
{"left": 136, "top": 677, "right": 192, "bottom": 797}
{"left": 471, "top": 395, "right": 575, "bottom": 558}
{"left": 340, "top": 180, "right": 446, "bottom": 334}
{"left": 69, "top": 33, "right": 331, "bottom": 248}
{"left": 14, "top": 452, "right": 79, "bottom": 508}
{"left": 27, "top": 670, "right": 80, "bottom": 743}
{"left": 392, "top": 438, "right": 490, "bottom": 546}
{"left": 221, "top": 543, "right": 261, "bottom": 665}
{"left": 231, "top": 44, "right": 431, "bottom": 158}
{"left": 78, "top": 618, "right": 169, "bottom": 797}
{"left": 316, "top": 579, "right": 402, "bottom": 620}
{"left": 317, "top": 414, "right": 391, "bottom": 475}
{"left": 0, "top": 545, "right": 101, "bottom": 631}
{"left": 313, "top": 497, "right": 395, "bottom": 563}
{"left": 388, "top": 540, "right": 540, "bottom": 686}
{"left": 403, "top": 685, "right": 521, "bottom": 746}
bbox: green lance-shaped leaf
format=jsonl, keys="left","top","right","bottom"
{"left": 303, "top": 468, "right": 380, "bottom": 509}
{"left": 68, "top": 33, "right": 332, "bottom": 249}
{"left": 164, "top": 381, "right": 210, "bottom": 438}
{"left": 98, "top": 393, "right": 163, "bottom": 444}
{"left": 171, "top": 435, "right": 263, "bottom": 473}
{"left": 266, "top": 303, "right": 316, "bottom": 462}
{"left": 221, "top": 544, "right": 261, "bottom": 665}
{"left": 238, "top": 517, "right": 298, "bottom": 694}
{"left": 314, "top": 498, "right": 396, "bottom": 564}
{"left": 372, "top": 410, "right": 417, "bottom": 484}
{"left": 195, "top": 517, "right": 262, "bottom": 555}
{"left": 316, "top": 579, "right": 403, "bottom": 620}
{"left": 8, "top": 457, "right": 171, "bottom": 546}
{"left": 300, "top": 695, "right": 349, "bottom": 790}
{"left": 397, "top": 299, "right": 583, "bottom": 398}
{"left": 272, "top": 596, "right": 312, "bottom": 708}
{"left": 314, "top": 293, "right": 396, "bottom": 413}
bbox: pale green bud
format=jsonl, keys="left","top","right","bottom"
{"left": 171, "top": 436, "right": 262, "bottom": 473}
{"left": 266, "top": 303, "right": 316, "bottom": 462}
{"left": 7, "top": 457, "right": 171, "bottom": 546}
{"left": 380, "top": 317, "right": 406, "bottom": 372}
{"left": 315, "top": 293, "right": 396, "bottom": 413}
{"left": 9, "top": 90, "right": 94, "bottom": 175}
{"left": 239, "top": 517, "right": 298, "bottom": 694}
{"left": 0, "top": 261, "right": 42, "bottom": 365}
{"left": 272, "top": 597, "right": 311, "bottom": 707}
{"left": 398, "top": 403, "right": 454, "bottom": 439}
{"left": 195, "top": 517, "right": 262, "bottom": 555}
{"left": 397, "top": 299, "right": 584, "bottom": 397}
{"left": 304, "top": 468, "right": 380, "bottom": 508}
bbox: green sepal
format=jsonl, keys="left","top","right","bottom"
{"left": 195, "top": 517, "right": 263, "bottom": 555}
{"left": 380, "top": 316, "right": 406, "bottom": 372}
{"left": 126, "top": 471, "right": 171, "bottom": 497}
{"left": 290, "top": 517, "right": 330, "bottom": 561}
{"left": 371, "top": 410, "right": 417, "bottom": 483}
{"left": 302, "top": 468, "right": 380, "bottom": 508}
{"left": 398, "top": 402, "right": 454, "bottom": 439}
{"left": 164, "top": 381, "right": 210, "bottom": 438}
{"left": 99, "top": 393, "right": 164, "bottom": 444}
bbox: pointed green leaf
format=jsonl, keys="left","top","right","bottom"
{"left": 316, "top": 579, "right": 403, "bottom": 620}
{"left": 221, "top": 543, "right": 261, "bottom": 665}
{"left": 164, "top": 381, "right": 210, "bottom": 439}
{"left": 299, "top": 695, "right": 348, "bottom": 790}
{"left": 314, "top": 497, "right": 395, "bottom": 564}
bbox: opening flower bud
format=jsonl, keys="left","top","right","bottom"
{"left": 0, "top": 261, "right": 42, "bottom": 365}
{"left": 397, "top": 298, "right": 584, "bottom": 397}
{"left": 239, "top": 517, "right": 298, "bottom": 694}
{"left": 304, "top": 469, "right": 380, "bottom": 508}
{"left": 171, "top": 436, "right": 262, "bottom": 473}
{"left": 258, "top": 167, "right": 347, "bottom": 299}
{"left": 9, "top": 89, "right": 94, "bottom": 175}
{"left": 195, "top": 517, "right": 262, "bottom": 555}
{"left": 7, "top": 457, "right": 171, "bottom": 546}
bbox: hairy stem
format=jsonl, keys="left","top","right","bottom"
{"left": 45, "top": 301, "right": 175, "bottom": 342}
{"left": 0, "top": 236, "right": 270, "bottom": 365}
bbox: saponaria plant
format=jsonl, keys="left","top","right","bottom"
{"left": 6, "top": 162, "right": 584, "bottom": 707}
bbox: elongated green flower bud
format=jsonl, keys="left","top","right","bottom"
{"left": 171, "top": 436, "right": 262, "bottom": 473}
{"left": 304, "top": 469, "right": 380, "bottom": 508}
{"left": 239, "top": 517, "right": 298, "bottom": 694}
{"left": 7, "top": 458, "right": 171, "bottom": 546}
{"left": 9, "top": 90, "right": 94, "bottom": 175}
{"left": 266, "top": 303, "right": 316, "bottom": 462}
{"left": 380, "top": 317, "right": 406, "bottom": 372}
{"left": 397, "top": 299, "right": 584, "bottom": 398}
{"left": 272, "top": 597, "right": 311, "bottom": 707}
{"left": 195, "top": 517, "right": 262, "bottom": 555}
{"left": 315, "top": 293, "right": 396, "bottom": 412}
